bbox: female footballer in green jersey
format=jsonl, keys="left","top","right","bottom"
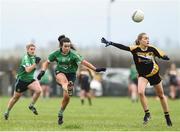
{"left": 37, "top": 35, "right": 106, "bottom": 125}
{"left": 101, "top": 33, "right": 172, "bottom": 127}
{"left": 4, "top": 44, "right": 42, "bottom": 120}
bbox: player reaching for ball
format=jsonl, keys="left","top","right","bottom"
{"left": 101, "top": 33, "right": 172, "bottom": 127}
{"left": 37, "top": 35, "right": 106, "bottom": 125}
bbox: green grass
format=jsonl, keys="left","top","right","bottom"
{"left": 0, "top": 97, "right": 180, "bottom": 131}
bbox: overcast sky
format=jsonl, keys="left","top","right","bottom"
{"left": 0, "top": 0, "right": 179, "bottom": 50}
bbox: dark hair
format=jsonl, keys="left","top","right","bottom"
{"left": 135, "top": 33, "right": 146, "bottom": 45}
{"left": 58, "top": 35, "right": 76, "bottom": 50}
{"left": 58, "top": 35, "right": 66, "bottom": 42}
{"left": 59, "top": 37, "right": 71, "bottom": 48}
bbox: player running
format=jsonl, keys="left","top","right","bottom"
{"left": 37, "top": 35, "right": 106, "bottom": 125}
{"left": 78, "top": 66, "right": 93, "bottom": 105}
{"left": 101, "top": 33, "right": 172, "bottom": 127}
{"left": 4, "top": 43, "right": 42, "bottom": 120}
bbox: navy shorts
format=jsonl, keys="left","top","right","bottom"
{"left": 15, "top": 78, "right": 35, "bottom": 93}
{"left": 80, "top": 75, "right": 90, "bottom": 92}
{"left": 55, "top": 71, "right": 76, "bottom": 83}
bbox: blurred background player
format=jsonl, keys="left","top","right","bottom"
{"left": 39, "top": 68, "right": 53, "bottom": 98}
{"left": 78, "top": 66, "right": 93, "bottom": 106}
{"left": 128, "top": 64, "right": 138, "bottom": 102}
{"left": 4, "top": 43, "right": 42, "bottom": 120}
{"left": 168, "top": 63, "right": 178, "bottom": 99}
{"left": 101, "top": 32, "right": 172, "bottom": 126}
{"left": 37, "top": 35, "right": 106, "bottom": 125}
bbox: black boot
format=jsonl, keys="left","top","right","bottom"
{"left": 58, "top": 115, "right": 63, "bottom": 125}
{"left": 165, "top": 114, "right": 172, "bottom": 127}
{"left": 143, "top": 112, "right": 151, "bottom": 124}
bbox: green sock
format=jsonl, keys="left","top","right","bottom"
{"left": 58, "top": 108, "right": 64, "bottom": 117}
{"left": 5, "top": 108, "right": 11, "bottom": 114}
{"left": 88, "top": 98, "right": 92, "bottom": 106}
{"left": 81, "top": 99, "right": 84, "bottom": 105}
{"left": 29, "top": 102, "right": 35, "bottom": 107}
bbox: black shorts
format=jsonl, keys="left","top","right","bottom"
{"left": 55, "top": 71, "right": 76, "bottom": 83}
{"left": 129, "top": 78, "right": 138, "bottom": 85}
{"left": 15, "top": 78, "right": 35, "bottom": 93}
{"left": 80, "top": 75, "right": 90, "bottom": 92}
{"left": 169, "top": 75, "right": 178, "bottom": 86}
{"left": 80, "top": 82, "right": 90, "bottom": 92}
{"left": 143, "top": 72, "right": 162, "bottom": 86}
{"left": 81, "top": 83, "right": 90, "bottom": 92}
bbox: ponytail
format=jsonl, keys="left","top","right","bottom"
{"left": 135, "top": 39, "right": 140, "bottom": 45}
{"left": 58, "top": 34, "right": 76, "bottom": 50}
{"left": 70, "top": 44, "right": 76, "bottom": 50}
{"left": 134, "top": 32, "right": 146, "bottom": 45}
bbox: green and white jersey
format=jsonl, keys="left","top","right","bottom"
{"left": 17, "top": 54, "right": 36, "bottom": 82}
{"left": 48, "top": 49, "right": 84, "bottom": 73}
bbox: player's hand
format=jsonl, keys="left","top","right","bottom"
{"left": 35, "top": 57, "right": 41, "bottom": 64}
{"left": 101, "top": 37, "right": 111, "bottom": 47}
{"left": 95, "top": 67, "right": 106, "bottom": 72}
{"left": 162, "top": 55, "right": 170, "bottom": 60}
{"left": 37, "top": 70, "right": 45, "bottom": 80}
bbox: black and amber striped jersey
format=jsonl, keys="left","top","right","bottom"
{"left": 110, "top": 42, "right": 169, "bottom": 77}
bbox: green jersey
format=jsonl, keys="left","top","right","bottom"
{"left": 17, "top": 54, "right": 36, "bottom": 82}
{"left": 48, "top": 49, "right": 84, "bottom": 73}
{"left": 130, "top": 65, "right": 138, "bottom": 81}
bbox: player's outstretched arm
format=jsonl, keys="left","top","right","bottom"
{"left": 81, "top": 60, "right": 106, "bottom": 72}
{"left": 101, "top": 37, "right": 130, "bottom": 51}
{"left": 161, "top": 55, "right": 170, "bottom": 60}
{"left": 152, "top": 46, "right": 170, "bottom": 61}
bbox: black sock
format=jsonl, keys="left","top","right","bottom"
{"left": 164, "top": 112, "right": 172, "bottom": 125}
{"left": 164, "top": 112, "right": 170, "bottom": 118}
{"left": 164, "top": 112, "right": 169, "bottom": 115}
{"left": 145, "top": 110, "right": 150, "bottom": 114}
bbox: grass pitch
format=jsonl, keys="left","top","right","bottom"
{"left": 0, "top": 97, "right": 180, "bottom": 131}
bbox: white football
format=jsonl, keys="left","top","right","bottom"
{"left": 132, "top": 9, "right": 144, "bottom": 23}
